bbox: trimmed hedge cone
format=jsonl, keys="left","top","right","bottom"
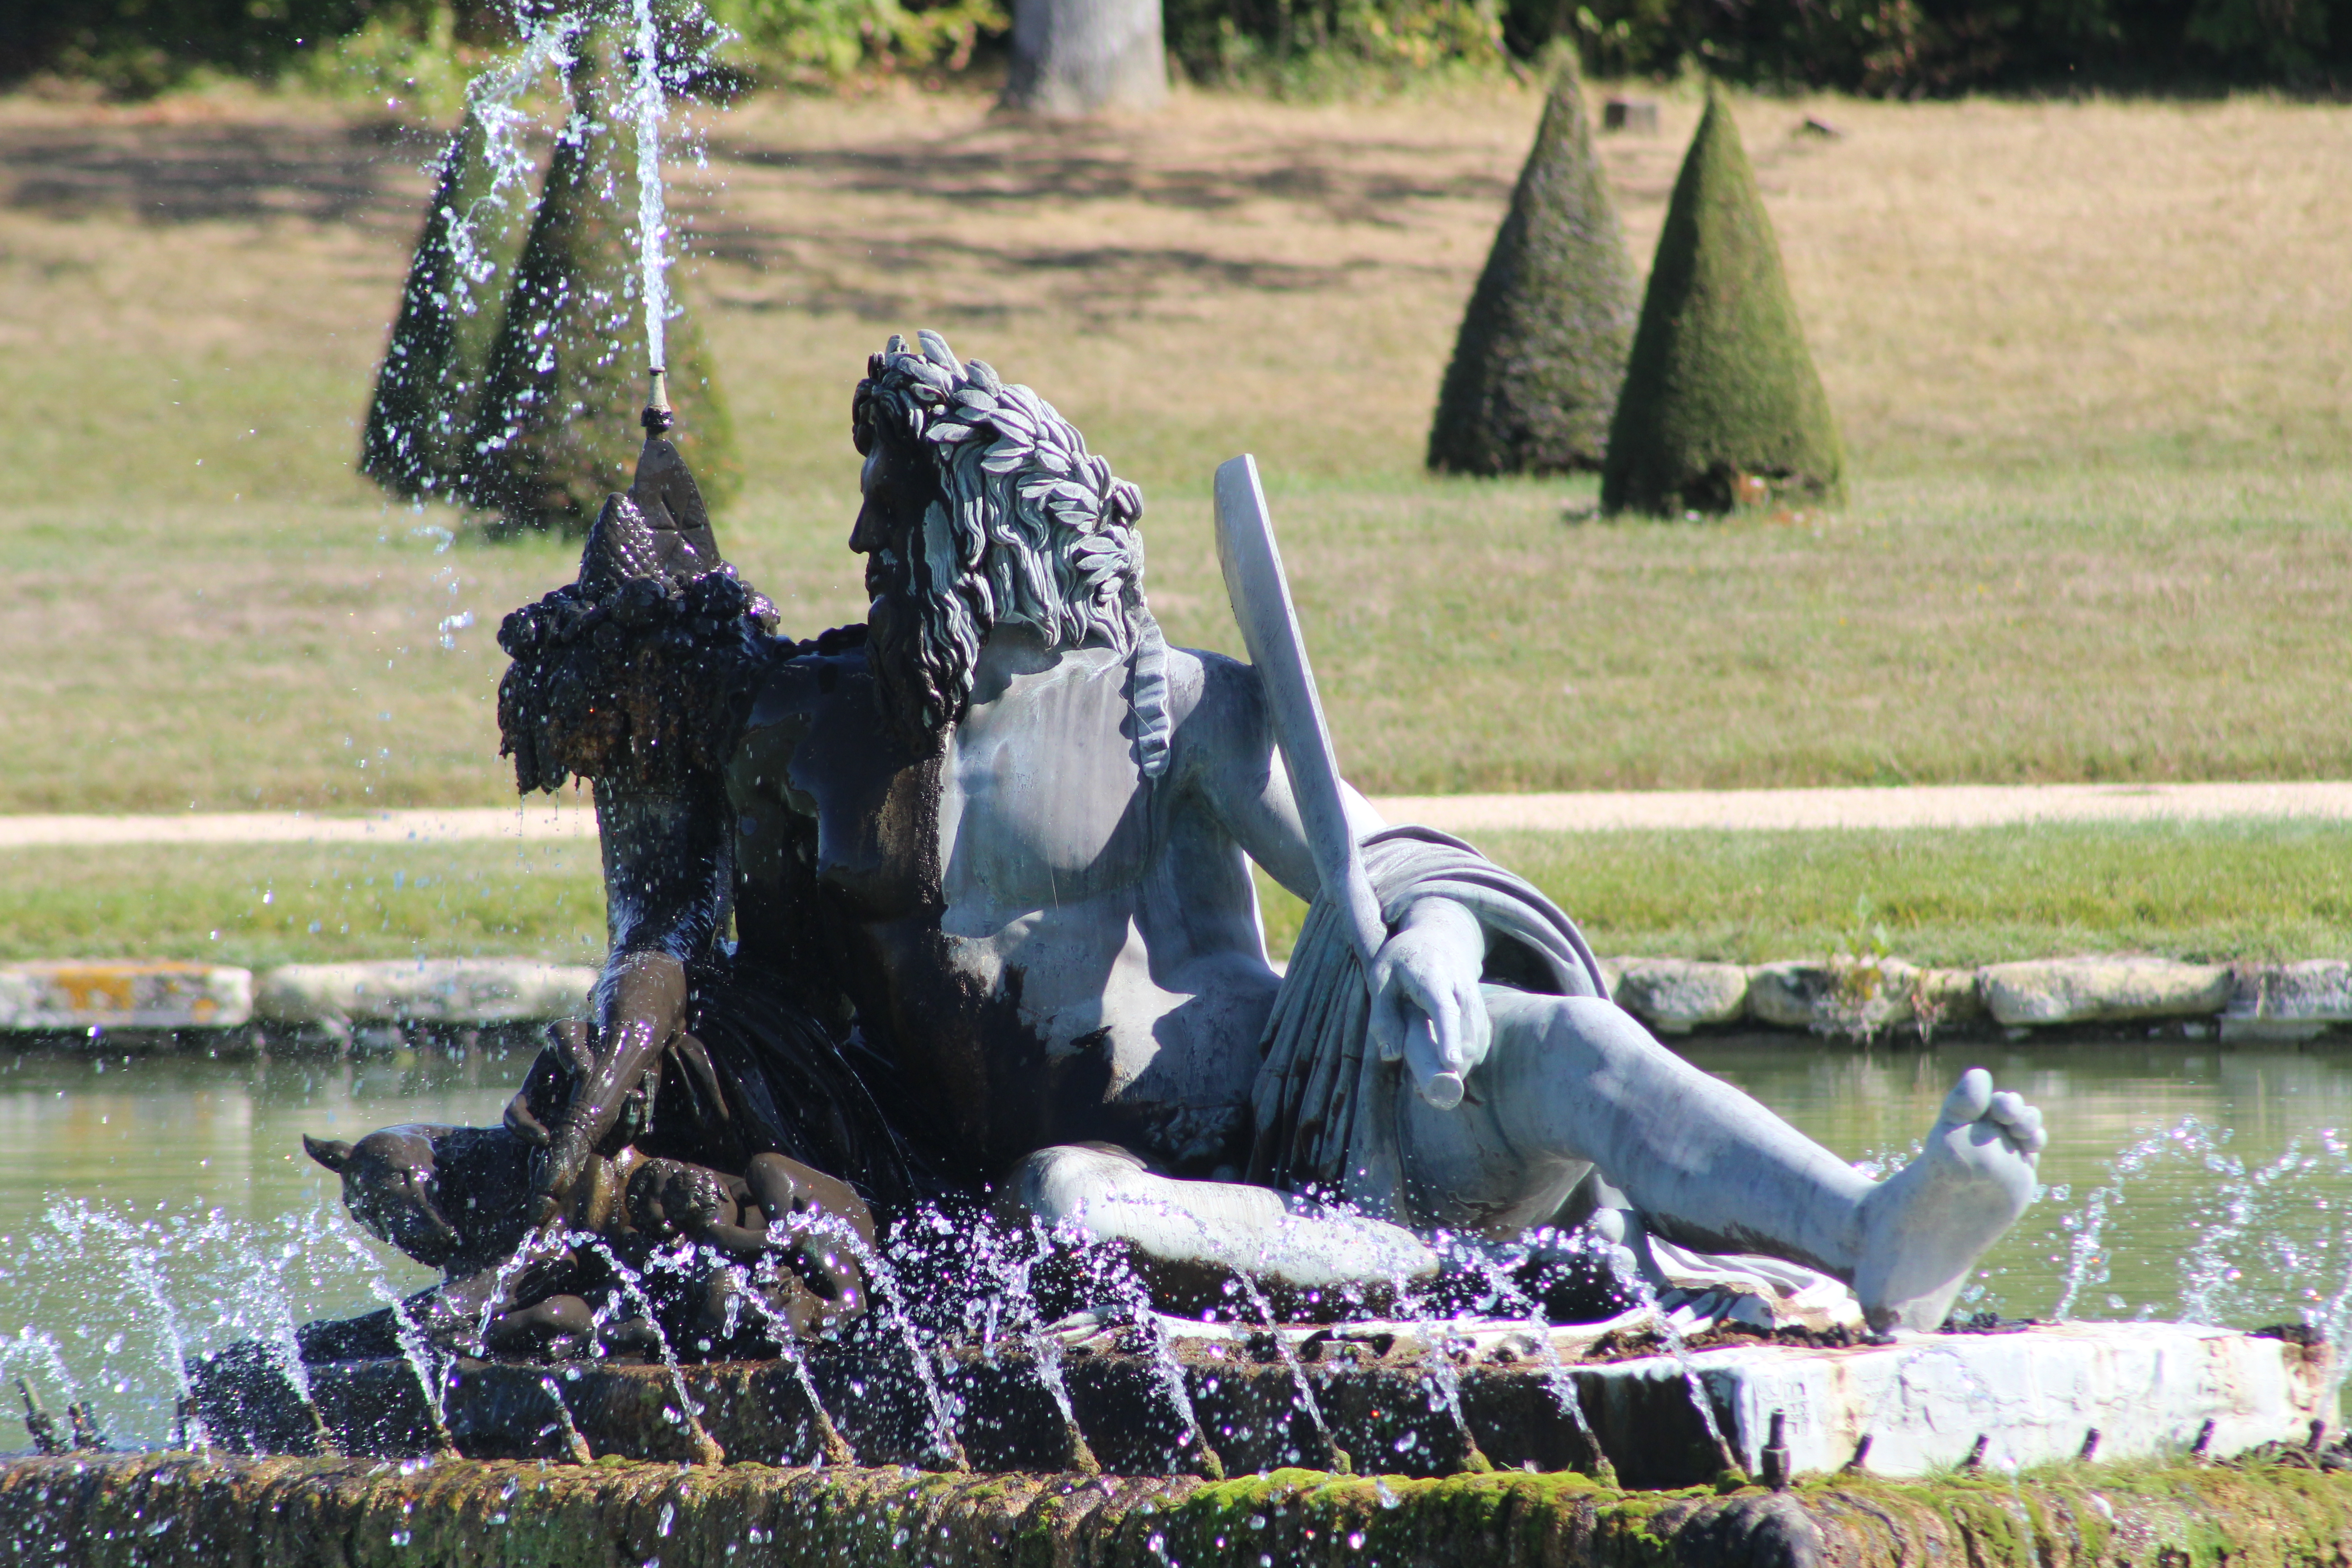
{"left": 1602, "top": 85, "right": 1844, "bottom": 516}
{"left": 1427, "top": 60, "right": 1637, "bottom": 476}
{"left": 468, "top": 34, "right": 737, "bottom": 533}
{"left": 358, "top": 107, "right": 530, "bottom": 504}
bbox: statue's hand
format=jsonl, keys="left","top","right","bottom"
{"left": 1367, "top": 898, "right": 1490, "bottom": 1109}
{"left": 529, "top": 952, "right": 690, "bottom": 1213}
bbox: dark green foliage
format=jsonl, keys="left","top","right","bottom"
{"left": 0, "top": 1, "right": 514, "bottom": 97}
{"left": 1161, "top": 0, "right": 1506, "bottom": 82}
{"left": 1426, "top": 62, "right": 1635, "bottom": 476}
{"left": 1499, "top": 0, "right": 2351, "bottom": 94}
{"left": 468, "top": 38, "right": 737, "bottom": 533}
{"left": 11, "top": 0, "right": 2346, "bottom": 98}
{"left": 359, "top": 109, "right": 531, "bottom": 504}
{"left": 1602, "top": 86, "right": 1843, "bottom": 518}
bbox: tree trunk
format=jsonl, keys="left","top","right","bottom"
{"left": 1001, "top": 0, "right": 1167, "bottom": 116}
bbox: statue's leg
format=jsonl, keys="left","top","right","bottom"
{"left": 1401, "top": 991, "right": 2045, "bottom": 1332}
{"left": 1004, "top": 1143, "right": 1438, "bottom": 1302}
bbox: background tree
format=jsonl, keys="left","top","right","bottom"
{"left": 1426, "top": 59, "right": 1637, "bottom": 475}
{"left": 1000, "top": 0, "right": 1167, "bottom": 114}
{"left": 359, "top": 107, "right": 530, "bottom": 504}
{"left": 467, "top": 34, "right": 738, "bottom": 531}
{"left": 1601, "top": 85, "right": 1844, "bottom": 516}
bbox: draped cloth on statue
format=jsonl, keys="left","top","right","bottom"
{"left": 1246, "top": 825, "right": 1612, "bottom": 1222}
{"left": 642, "top": 965, "right": 931, "bottom": 1218}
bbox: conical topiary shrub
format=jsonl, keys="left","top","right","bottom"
{"left": 1601, "top": 86, "right": 1845, "bottom": 516}
{"left": 360, "top": 107, "right": 531, "bottom": 503}
{"left": 468, "top": 35, "right": 737, "bottom": 532}
{"left": 1427, "top": 61, "right": 1638, "bottom": 475}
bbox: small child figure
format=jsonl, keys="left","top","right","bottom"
{"left": 624, "top": 1152, "right": 875, "bottom": 1342}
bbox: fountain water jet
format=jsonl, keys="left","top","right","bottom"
{"left": 2054, "top": 1119, "right": 2212, "bottom": 1321}
{"left": 779, "top": 1207, "right": 967, "bottom": 1470}
{"left": 625, "top": 0, "right": 671, "bottom": 379}
{"left": 1592, "top": 1215, "right": 1741, "bottom": 1477}
{"left": 1462, "top": 1238, "right": 1616, "bottom": 1484}
{"left": 564, "top": 1232, "right": 725, "bottom": 1465}
{"left": 1233, "top": 1266, "right": 1349, "bottom": 1473}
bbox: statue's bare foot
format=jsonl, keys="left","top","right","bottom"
{"left": 1852, "top": 1068, "right": 2045, "bottom": 1333}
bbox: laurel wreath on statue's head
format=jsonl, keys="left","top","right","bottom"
{"left": 853, "top": 330, "right": 1171, "bottom": 778}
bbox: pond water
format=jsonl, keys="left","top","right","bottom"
{"left": 3, "top": 1036, "right": 2350, "bottom": 1449}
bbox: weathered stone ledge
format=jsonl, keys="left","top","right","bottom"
{"left": 211, "top": 1323, "right": 2320, "bottom": 1490}
{"left": 1583, "top": 955, "right": 2347, "bottom": 1043}
{"left": 0, "top": 960, "right": 596, "bottom": 1051}
{"left": 2, "top": 957, "right": 2346, "bottom": 1049}
{"left": 7, "top": 1452, "right": 2352, "bottom": 1568}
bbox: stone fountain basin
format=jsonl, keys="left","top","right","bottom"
{"left": 196, "top": 1319, "right": 2330, "bottom": 1489}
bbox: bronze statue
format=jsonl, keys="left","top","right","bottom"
{"left": 317, "top": 333, "right": 2044, "bottom": 1358}
{"left": 477, "top": 332, "right": 2044, "bottom": 1338}
{"left": 305, "top": 1057, "right": 874, "bottom": 1357}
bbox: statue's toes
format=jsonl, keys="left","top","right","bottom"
{"left": 1940, "top": 1066, "right": 1994, "bottom": 1126}
{"left": 1986, "top": 1090, "right": 2047, "bottom": 1155}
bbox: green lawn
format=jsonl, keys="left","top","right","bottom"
{"left": 7, "top": 821, "right": 2340, "bottom": 970}
{"left": 1260, "top": 818, "right": 2352, "bottom": 969}
{"left": 0, "top": 841, "right": 606, "bottom": 969}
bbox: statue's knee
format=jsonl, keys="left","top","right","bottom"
{"left": 747, "top": 1152, "right": 872, "bottom": 1232}
{"left": 998, "top": 1142, "right": 1152, "bottom": 1231}
{"left": 1526, "top": 993, "right": 1659, "bottom": 1065}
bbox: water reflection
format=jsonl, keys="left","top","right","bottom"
{"left": 0, "top": 1037, "right": 2347, "bottom": 1450}
{"left": 1683, "top": 1039, "right": 2352, "bottom": 1323}
{"left": 0, "top": 1046, "right": 519, "bottom": 1236}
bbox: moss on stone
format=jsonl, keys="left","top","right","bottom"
{"left": 467, "top": 31, "right": 738, "bottom": 534}
{"left": 8, "top": 1454, "right": 2352, "bottom": 1568}
{"left": 359, "top": 107, "right": 529, "bottom": 504}
{"left": 1426, "top": 59, "right": 1638, "bottom": 477}
{"left": 1601, "top": 84, "right": 1846, "bottom": 518}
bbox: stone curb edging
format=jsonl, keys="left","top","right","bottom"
{"left": 0, "top": 956, "right": 2346, "bottom": 1046}
{"left": 0, "top": 959, "right": 597, "bottom": 1041}
{"left": 1594, "top": 955, "right": 2352, "bottom": 1042}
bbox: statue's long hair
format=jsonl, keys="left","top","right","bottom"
{"left": 853, "top": 330, "right": 1171, "bottom": 777}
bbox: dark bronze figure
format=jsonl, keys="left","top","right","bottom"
{"left": 309, "top": 333, "right": 2047, "bottom": 1359}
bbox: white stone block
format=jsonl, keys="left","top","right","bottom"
{"left": 1745, "top": 961, "right": 1837, "bottom": 1029}
{"left": 1613, "top": 959, "right": 1748, "bottom": 1034}
{"left": 0, "top": 961, "right": 252, "bottom": 1031}
{"left": 1589, "top": 1322, "right": 2327, "bottom": 1479}
{"left": 1746, "top": 960, "right": 1987, "bottom": 1038}
{"left": 254, "top": 960, "right": 598, "bottom": 1026}
{"left": 2222, "top": 961, "right": 2352, "bottom": 1044}
{"left": 1980, "top": 957, "right": 2231, "bottom": 1027}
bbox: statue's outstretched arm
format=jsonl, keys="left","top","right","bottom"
{"left": 518, "top": 779, "right": 732, "bottom": 1217}
{"left": 1186, "top": 652, "right": 1386, "bottom": 904}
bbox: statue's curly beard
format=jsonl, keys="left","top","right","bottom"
{"left": 867, "top": 550, "right": 981, "bottom": 750}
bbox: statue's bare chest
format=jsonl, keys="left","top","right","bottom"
{"left": 938, "top": 651, "right": 1155, "bottom": 918}
{"left": 742, "top": 645, "right": 1153, "bottom": 925}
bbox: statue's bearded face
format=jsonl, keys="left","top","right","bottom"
{"left": 845, "top": 329, "right": 1170, "bottom": 775}
{"left": 851, "top": 421, "right": 973, "bottom": 744}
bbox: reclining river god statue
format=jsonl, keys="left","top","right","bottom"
{"left": 321, "top": 331, "right": 2048, "bottom": 1351}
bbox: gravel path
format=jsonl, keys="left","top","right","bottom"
{"left": 2, "top": 781, "right": 2347, "bottom": 849}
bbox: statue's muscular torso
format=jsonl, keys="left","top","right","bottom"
{"left": 724, "top": 626, "right": 1317, "bottom": 1184}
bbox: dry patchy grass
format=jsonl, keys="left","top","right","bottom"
{"left": 0, "top": 83, "right": 2345, "bottom": 814}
